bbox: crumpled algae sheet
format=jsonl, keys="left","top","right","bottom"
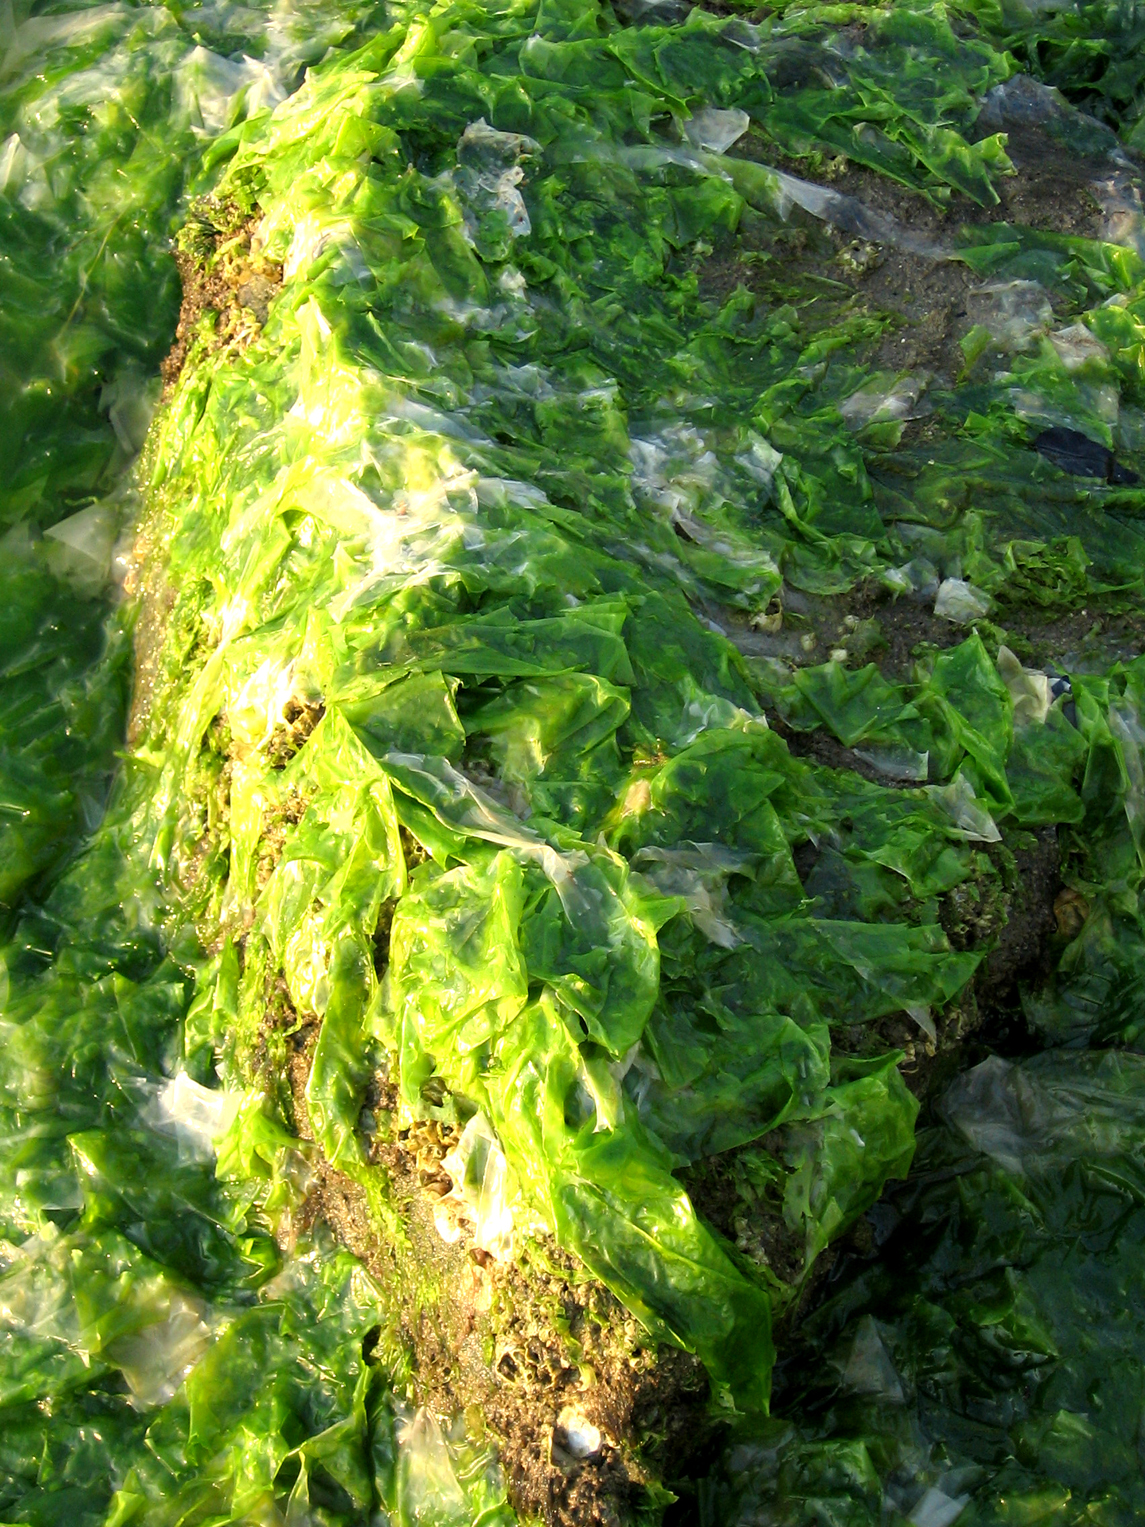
{"left": 6, "top": 0, "right": 1145, "bottom": 1518}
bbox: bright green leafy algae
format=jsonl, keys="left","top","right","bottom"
{"left": 130, "top": 1, "right": 1008, "bottom": 1407}
{"left": 12, "top": 0, "right": 1145, "bottom": 1518}
{"left": 0, "top": 3, "right": 516, "bottom": 1523}
{"left": 0, "top": 831, "right": 514, "bottom": 1524}
{"left": 0, "top": 0, "right": 385, "bottom": 538}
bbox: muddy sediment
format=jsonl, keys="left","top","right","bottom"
{"left": 160, "top": 200, "right": 282, "bottom": 395}
{"left": 261, "top": 1005, "right": 714, "bottom": 1527}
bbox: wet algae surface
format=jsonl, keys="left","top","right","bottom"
{"left": 7, "top": 0, "right": 1145, "bottom": 1521}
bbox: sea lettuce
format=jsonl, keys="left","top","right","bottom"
{"left": 9, "top": 0, "right": 1145, "bottom": 1517}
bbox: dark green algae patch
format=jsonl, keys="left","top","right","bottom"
{"left": 11, "top": 0, "right": 1145, "bottom": 1521}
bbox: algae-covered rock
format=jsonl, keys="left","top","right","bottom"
{"left": 10, "top": 0, "right": 1145, "bottom": 1519}
{"left": 120, "top": 2, "right": 1138, "bottom": 1514}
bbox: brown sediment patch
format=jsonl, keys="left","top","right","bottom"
{"left": 994, "top": 601, "right": 1145, "bottom": 674}
{"left": 127, "top": 199, "right": 282, "bottom": 742}
{"left": 159, "top": 198, "right": 282, "bottom": 395}
{"left": 255, "top": 788, "right": 309, "bottom": 891}
{"left": 768, "top": 712, "right": 914, "bottom": 787}
{"left": 975, "top": 827, "right": 1063, "bottom": 1004}
{"left": 253, "top": 995, "right": 716, "bottom": 1527}
{"left": 841, "top": 581, "right": 965, "bottom": 678}
{"left": 682, "top": 1141, "right": 805, "bottom": 1290}
{"left": 260, "top": 699, "right": 327, "bottom": 771}
{"left": 727, "top": 573, "right": 1145, "bottom": 696}
{"left": 742, "top": 124, "right": 1105, "bottom": 244}
{"left": 698, "top": 102, "right": 1109, "bottom": 396}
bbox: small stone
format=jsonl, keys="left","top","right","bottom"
{"left": 236, "top": 273, "right": 276, "bottom": 324}
{"left": 752, "top": 609, "right": 782, "bottom": 634}
{"left": 553, "top": 1407, "right": 602, "bottom": 1463}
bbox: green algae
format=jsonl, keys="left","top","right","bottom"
{"left": 7, "top": 0, "right": 1145, "bottom": 1519}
